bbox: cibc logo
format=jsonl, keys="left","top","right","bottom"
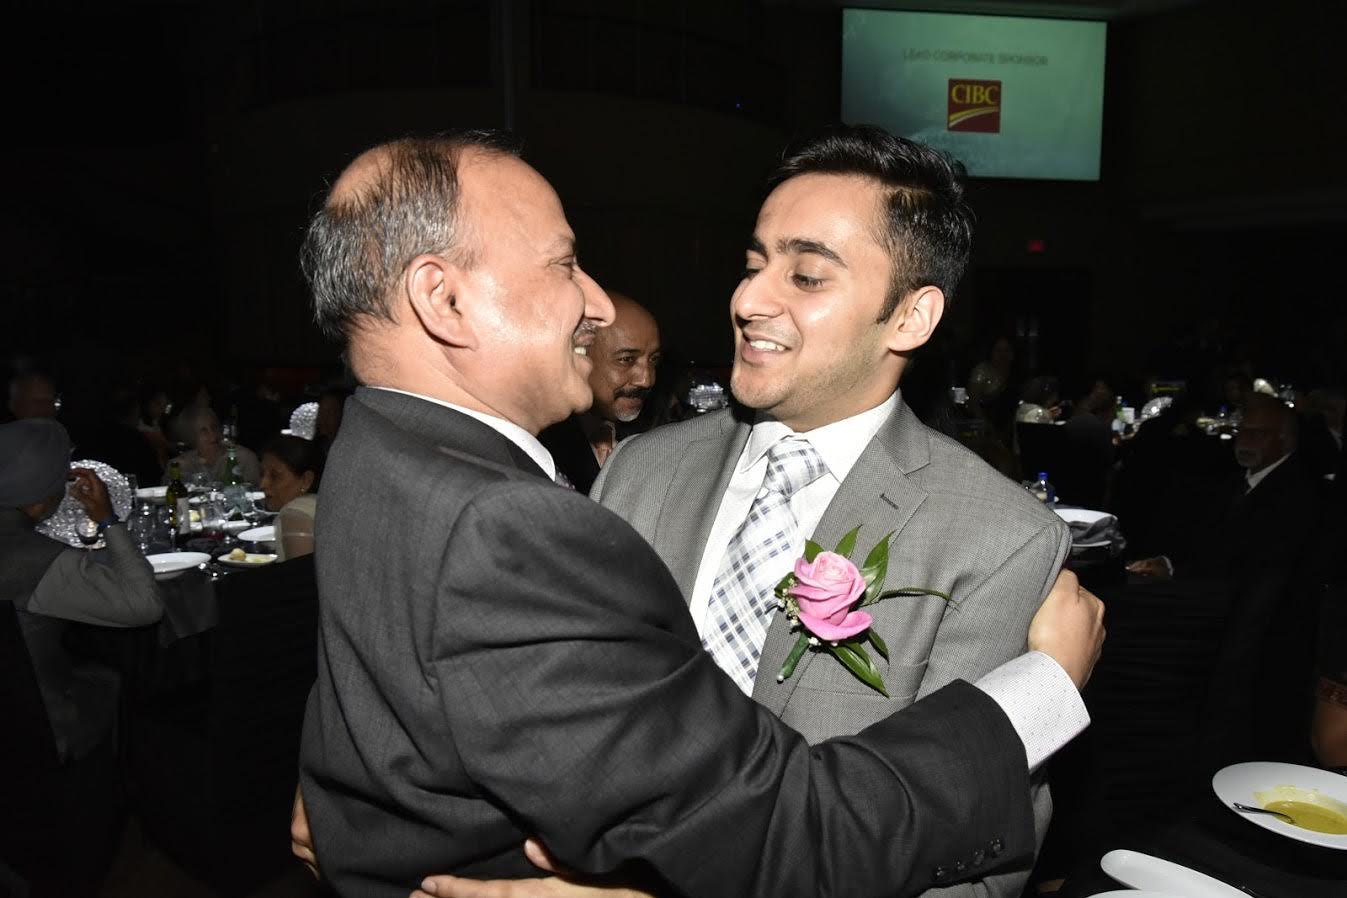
{"left": 947, "top": 79, "right": 1001, "bottom": 133}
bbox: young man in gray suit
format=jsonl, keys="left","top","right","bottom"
{"left": 595, "top": 126, "right": 1069, "bottom": 898}
{"left": 296, "top": 132, "right": 1102, "bottom": 898}
{"left": 433, "top": 126, "right": 1073, "bottom": 898}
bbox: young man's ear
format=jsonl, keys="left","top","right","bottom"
{"left": 404, "top": 253, "right": 476, "bottom": 349}
{"left": 885, "top": 285, "right": 945, "bottom": 353}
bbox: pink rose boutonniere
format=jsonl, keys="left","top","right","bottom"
{"left": 774, "top": 527, "right": 950, "bottom": 697}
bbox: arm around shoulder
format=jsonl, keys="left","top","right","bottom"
{"left": 431, "top": 482, "right": 1038, "bottom": 898}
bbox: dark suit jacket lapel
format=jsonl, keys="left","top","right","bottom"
{"left": 539, "top": 416, "right": 601, "bottom": 494}
{"left": 752, "top": 399, "right": 931, "bottom": 714}
{"left": 354, "top": 387, "right": 551, "bottom": 481}
{"left": 652, "top": 412, "right": 751, "bottom": 602}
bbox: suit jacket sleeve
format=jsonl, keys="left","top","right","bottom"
{"left": 432, "top": 482, "right": 1035, "bottom": 898}
{"left": 911, "top": 520, "right": 1068, "bottom": 898}
{"left": 25, "top": 526, "right": 162, "bottom": 627}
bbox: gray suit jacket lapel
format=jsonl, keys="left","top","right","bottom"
{"left": 752, "top": 399, "right": 931, "bottom": 715}
{"left": 652, "top": 415, "right": 751, "bottom": 601}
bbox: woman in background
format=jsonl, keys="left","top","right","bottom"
{"left": 259, "top": 435, "right": 323, "bottom": 561}
{"left": 165, "top": 405, "right": 262, "bottom": 486}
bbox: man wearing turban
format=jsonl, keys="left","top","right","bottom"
{"left": 0, "top": 418, "right": 162, "bottom": 760}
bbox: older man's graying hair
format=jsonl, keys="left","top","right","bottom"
{"left": 174, "top": 404, "right": 220, "bottom": 446}
{"left": 300, "top": 131, "right": 521, "bottom": 340}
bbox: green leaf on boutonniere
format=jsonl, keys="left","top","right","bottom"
{"left": 777, "top": 633, "right": 811, "bottom": 682}
{"left": 859, "top": 531, "right": 895, "bottom": 604}
{"left": 833, "top": 526, "right": 861, "bottom": 560}
{"left": 829, "top": 641, "right": 888, "bottom": 696}
{"left": 868, "top": 627, "right": 889, "bottom": 661}
{"left": 803, "top": 539, "right": 824, "bottom": 562}
{"left": 774, "top": 571, "right": 798, "bottom": 602}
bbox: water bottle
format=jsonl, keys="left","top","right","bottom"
{"left": 1029, "top": 471, "right": 1056, "bottom": 504}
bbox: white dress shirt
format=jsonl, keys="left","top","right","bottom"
{"left": 689, "top": 393, "right": 898, "bottom": 634}
{"left": 1245, "top": 451, "right": 1291, "bottom": 493}
{"left": 369, "top": 387, "right": 557, "bottom": 482}
{"left": 689, "top": 391, "right": 1087, "bottom": 769}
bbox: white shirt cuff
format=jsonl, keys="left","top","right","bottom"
{"left": 975, "top": 651, "right": 1090, "bottom": 771}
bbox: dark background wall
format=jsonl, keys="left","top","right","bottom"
{"left": 4, "top": 0, "right": 1344, "bottom": 395}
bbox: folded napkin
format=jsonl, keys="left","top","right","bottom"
{"left": 1069, "top": 514, "right": 1118, "bottom": 544}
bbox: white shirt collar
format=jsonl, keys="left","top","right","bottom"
{"left": 740, "top": 391, "right": 900, "bottom": 481}
{"left": 368, "top": 386, "right": 557, "bottom": 481}
{"left": 1245, "top": 451, "right": 1291, "bottom": 492}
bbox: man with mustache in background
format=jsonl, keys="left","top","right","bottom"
{"left": 540, "top": 293, "right": 661, "bottom": 493}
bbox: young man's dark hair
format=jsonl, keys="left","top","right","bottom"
{"left": 768, "top": 124, "right": 974, "bottom": 321}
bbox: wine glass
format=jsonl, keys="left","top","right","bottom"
{"left": 129, "top": 506, "right": 154, "bottom": 554}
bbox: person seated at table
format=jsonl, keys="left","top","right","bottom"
{"left": 1312, "top": 580, "right": 1347, "bottom": 768}
{"left": 1126, "top": 394, "right": 1319, "bottom": 581}
{"left": 82, "top": 387, "right": 161, "bottom": 485}
{"left": 0, "top": 419, "right": 162, "bottom": 761}
{"left": 7, "top": 369, "right": 61, "bottom": 422}
{"left": 260, "top": 435, "right": 323, "bottom": 561}
{"left": 136, "top": 382, "right": 173, "bottom": 470}
{"left": 1131, "top": 395, "right": 1324, "bottom": 763}
{"left": 165, "top": 404, "right": 261, "bottom": 486}
{"left": 1013, "top": 375, "right": 1060, "bottom": 425}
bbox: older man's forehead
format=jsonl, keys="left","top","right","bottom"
{"left": 460, "top": 152, "right": 575, "bottom": 253}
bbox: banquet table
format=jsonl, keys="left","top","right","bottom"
{"left": 1059, "top": 787, "right": 1347, "bottom": 897}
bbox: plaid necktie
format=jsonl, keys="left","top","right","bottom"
{"left": 704, "top": 438, "right": 828, "bottom": 693}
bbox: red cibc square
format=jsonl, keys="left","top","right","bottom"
{"left": 948, "top": 79, "right": 1002, "bottom": 133}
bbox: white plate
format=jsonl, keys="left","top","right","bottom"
{"left": 1212, "top": 761, "right": 1347, "bottom": 849}
{"left": 136, "top": 485, "right": 168, "bottom": 500}
{"left": 1055, "top": 507, "right": 1116, "bottom": 548}
{"left": 238, "top": 525, "right": 275, "bottom": 543}
{"left": 222, "top": 520, "right": 250, "bottom": 534}
{"left": 1100, "top": 849, "right": 1244, "bottom": 898}
{"left": 146, "top": 551, "right": 211, "bottom": 581}
{"left": 216, "top": 551, "right": 278, "bottom": 567}
{"left": 1053, "top": 507, "right": 1113, "bottom": 526}
{"left": 1092, "top": 892, "right": 1186, "bottom": 898}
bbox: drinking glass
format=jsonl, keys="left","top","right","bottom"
{"left": 201, "top": 496, "right": 227, "bottom": 541}
{"left": 156, "top": 505, "right": 176, "bottom": 549}
{"left": 129, "top": 506, "right": 154, "bottom": 554}
{"left": 76, "top": 517, "right": 100, "bottom": 547}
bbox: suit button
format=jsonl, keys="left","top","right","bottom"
{"left": 934, "top": 866, "right": 948, "bottom": 882}
{"left": 972, "top": 849, "right": 985, "bottom": 864}
{"left": 988, "top": 839, "right": 1004, "bottom": 857}
{"left": 954, "top": 860, "right": 966, "bottom": 873}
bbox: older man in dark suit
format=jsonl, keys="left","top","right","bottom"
{"left": 295, "top": 132, "right": 1103, "bottom": 898}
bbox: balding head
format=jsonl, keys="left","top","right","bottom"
{"left": 8, "top": 371, "right": 58, "bottom": 420}
{"left": 301, "top": 130, "right": 616, "bottom": 435}
{"left": 301, "top": 131, "right": 521, "bottom": 341}
{"left": 1235, "top": 394, "right": 1296, "bottom": 473}
{"left": 588, "top": 293, "right": 662, "bottom": 424}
